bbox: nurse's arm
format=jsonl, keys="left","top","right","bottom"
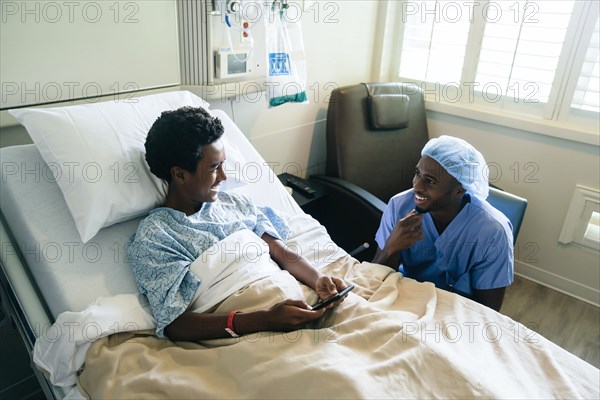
{"left": 372, "top": 246, "right": 401, "bottom": 269}
{"left": 472, "top": 287, "right": 506, "bottom": 312}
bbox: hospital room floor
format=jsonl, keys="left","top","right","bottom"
{"left": 502, "top": 275, "right": 600, "bottom": 368}
{"left": 0, "top": 276, "right": 598, "bottom": 399}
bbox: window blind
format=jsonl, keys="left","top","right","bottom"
{"left": 398, "top": 0, "right": 471, "bottom": 84}
{"left": 474, "top": 0, "right": 575, "bottom": 103}
{"left": 571, "top": 17, "right": 600, "bottom": 112}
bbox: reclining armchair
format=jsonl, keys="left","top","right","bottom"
{"left": 310, "top": 83, "right": 527, "bottom": 261}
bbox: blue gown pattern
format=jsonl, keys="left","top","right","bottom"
{"left": 127, "top": 191, "right": 289, "bottom": 337}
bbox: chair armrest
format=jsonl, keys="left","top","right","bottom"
{"left": 309, "top": 175, "right": 386, "bottom": 215}
{"left": 308, "top": 175, "right": 386, "bottom": 261}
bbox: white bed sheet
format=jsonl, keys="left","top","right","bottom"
{"left": 35, "top": 248, "right": 600, "bottom": 399}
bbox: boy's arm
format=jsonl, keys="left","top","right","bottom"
{"left": 165, "top": 299, "right": 325, "bottom": 341}
{"left": 261, "top": 233, "right": 347, "bottom": 304}
{"left": 261, "top": 233, "right": 322, "bottom": 289}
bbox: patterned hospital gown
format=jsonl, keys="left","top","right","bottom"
{"left": 127, "top": 191, "right": 289, "bottom": 337}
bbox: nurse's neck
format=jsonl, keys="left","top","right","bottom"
{"left": 430, "top": 196, "right": 468, "bottom": 235}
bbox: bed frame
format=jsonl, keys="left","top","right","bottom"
{"left": 0, "top": 216, "right": 62, "bottom": 399}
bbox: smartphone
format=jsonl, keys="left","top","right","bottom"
{"left": 312, "top": 284, "right": 355, "bottom": 310}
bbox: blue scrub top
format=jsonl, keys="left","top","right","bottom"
{"left": 375, "top": 189, "right": 514, "bottom": 298}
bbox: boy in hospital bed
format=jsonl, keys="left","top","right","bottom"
{"left": 127, "top": 106, "right": 349, "bottom": 342}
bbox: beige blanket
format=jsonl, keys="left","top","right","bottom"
{"left": 77, "top": 256, "right": 599, "bottom": 399}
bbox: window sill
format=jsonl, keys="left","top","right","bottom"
{"left": 425, "top": 100, "right": 600, "bottom": 147}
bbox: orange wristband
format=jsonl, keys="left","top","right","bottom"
{"left": 225, "top": 310, "right": 240, "bottom": 338}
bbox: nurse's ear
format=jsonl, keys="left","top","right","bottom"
{"left": 454, "top": 184, "right": 466, "bottom": 198}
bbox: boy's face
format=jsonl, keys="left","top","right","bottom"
{"left": 182, "top": 139, "right": 227, "bottom": 205}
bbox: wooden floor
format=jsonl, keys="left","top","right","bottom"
{"left": 502, "top": 275, "right": 600, "bottom": 369}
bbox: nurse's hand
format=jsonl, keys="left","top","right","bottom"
{"left": 385, "top": 210, "right": 424, "bottom": 253}
{"left": 372, "top": 210, "right": 423, "bottom": 269}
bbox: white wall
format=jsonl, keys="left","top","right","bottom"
{"left": 0, "top": 1, "right": 179, "bottom": 109}
{"left": 427, "top": 111, "right": 600, "bottom": 305}
{"left": 208, "top": 1, "right": 379, "bottom": 177}
{"left": 1, "top": 1, "right": 378, "bottom": 174}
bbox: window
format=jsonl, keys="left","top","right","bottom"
{"left": 559, "top": 185, "right": 600, "bottom": 252}
{"left": 474, "top": 0, "right": 574, "bottom": 104}
{"left": 393, "top": 0, "right": 600, "bottom": 135}
{"left": 398, "top": 2, "right": 470, "bottom": 83}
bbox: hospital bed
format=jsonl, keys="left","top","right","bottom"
{"left": 1, "top": 91, "right": 598, "bottom": 399}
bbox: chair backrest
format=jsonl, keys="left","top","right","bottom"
{"left": 326, "top": 82, "right": 429, "bottom": 203}
{"left": 487, "top": 187, "right": 528, "bottom": 243}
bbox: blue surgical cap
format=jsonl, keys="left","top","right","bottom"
{"left": 421, "top": 135, "right": 489, "bottom": 200}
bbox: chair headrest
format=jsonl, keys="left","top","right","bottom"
{"left": 364, "top": 83, "right": 410, "bottom": 130}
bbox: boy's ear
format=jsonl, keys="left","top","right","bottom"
{"left": 171, "top": 166, "right": 185, "bottom": 183}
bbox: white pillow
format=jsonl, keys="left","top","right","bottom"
{"left": 9, "top": 91, "right": 246, "bottom": 243}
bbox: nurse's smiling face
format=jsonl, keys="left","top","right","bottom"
{"left": 412, "top": 156, "right": 465, "bottom": 214}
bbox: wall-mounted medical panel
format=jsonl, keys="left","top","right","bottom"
{"left": 178, "top": 0, "right": 269, "bottom": 87}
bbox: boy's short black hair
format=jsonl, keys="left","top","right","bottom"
{"left": 145, "top": 106, "right": 224, "bottom": 182}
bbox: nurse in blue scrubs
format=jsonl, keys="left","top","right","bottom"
{"left": 373, "top": 136, "right": 513, "bottom": 311}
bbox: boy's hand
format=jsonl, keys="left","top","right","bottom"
{"left": 315, "top": 276, "right": 349, "bottom": 310}
{"left": 263, "top": 299, "right": 325, "bottom": 331}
